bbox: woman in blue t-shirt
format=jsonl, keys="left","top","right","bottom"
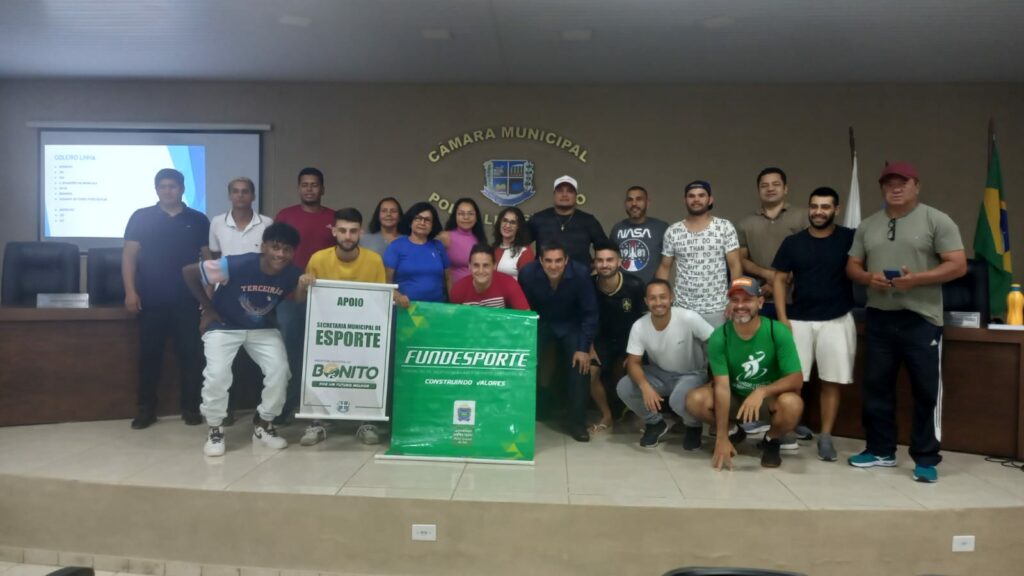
{"left": 383, "top": 202, "right": 450, "bottom": 307}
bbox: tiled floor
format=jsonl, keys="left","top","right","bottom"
{"left": 2, "top": 415, "right": 1024, "bottom": 510}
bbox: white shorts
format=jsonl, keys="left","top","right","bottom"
{"left": 791, "top": 312, "right": 856, "bottom": 384}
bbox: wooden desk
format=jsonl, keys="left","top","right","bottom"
{"left": 805, "top": 325, "right": 1024, "bottom": 460}
{"left": 0, "top": 307, "right": 262, "bottom": 427}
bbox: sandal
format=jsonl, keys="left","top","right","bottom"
{"left": 588, "top": 422, "right": 611, "bottom": 434}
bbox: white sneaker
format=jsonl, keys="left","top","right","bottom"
{"left": 300, "top": 423, "right": 327, "bottom": 446}
{"left": 204, "top": 426, "right": 225, "bottom": 457}
{"left": 356, "top": 423, "right": 381, "bottom": 445}
{"left": 253, "top": 421, "right": 288, "bottom": 449}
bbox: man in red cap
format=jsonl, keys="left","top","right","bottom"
{"left": 685, "top": 276, "right": 804, "bottom": 470}
{"left": 846, "top": 162, "right": 966, "bottom": 483}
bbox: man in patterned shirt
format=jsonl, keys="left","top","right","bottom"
{"left": 656, "top": 180, "right": 743, "bottom": 327}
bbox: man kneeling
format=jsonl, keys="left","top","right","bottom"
{"left": 183, "top": 222, "right": 313, "bottom": 456}
{"left": 686, "top": 277, "right": 804, "bottom": 469}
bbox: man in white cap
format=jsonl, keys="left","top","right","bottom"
{"left": 529, "top": 175, "right": 608, "bottom": 265}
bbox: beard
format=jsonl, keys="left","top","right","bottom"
{"left": 687, "top": 205, "right": 710, "bottom": 216}
{"left": 810, "top": 214, "right": 836, "bottom": 230}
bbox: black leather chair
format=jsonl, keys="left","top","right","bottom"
{"left": 942, "top": 258, "right": 989, "bottom": 324}
{"left": 1, "top": 241, "right": 80, "bottom": 306}
{"left": 87, "top": 246, "right": 126, "bottom": 305}
{"left": 663, "top": 568, "right": 806, "bottom": 576}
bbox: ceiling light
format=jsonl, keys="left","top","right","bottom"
{"left": 561, "top": 29, "right": 593, "bottom": 42}
{"left": 421, "top": 28, "right": 453, "bottom": 41}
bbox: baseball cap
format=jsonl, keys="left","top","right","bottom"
{"left": 684, "top": 180, "right": 712, "bottom": 195}
{"left": 553, "top": 175, "right": 578, "bottom": 191}
{"left": 727, "top": 276, "right": 761, "bottom": 297}
{"left": 878, "top": 161, "right": 919, "bottom": 183}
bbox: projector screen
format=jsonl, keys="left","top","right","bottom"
{"left": 39, "top": 129, "right": 262, "bottom": 250}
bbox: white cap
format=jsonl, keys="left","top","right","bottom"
{"left": 553, "top": 175, "right": 578, "bottom": 191}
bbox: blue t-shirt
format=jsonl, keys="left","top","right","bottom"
{"left": 383, "top": 236, "right": 449, "bottom": 302}
{"left": 201, "top": 252, "right": 301, "bottom": 330}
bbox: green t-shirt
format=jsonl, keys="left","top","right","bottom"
{"left": 707, "top": 318, "right": 802, "bottom": 397}
{"left": 849, "top": 203, "right": 964, "bottom": 326}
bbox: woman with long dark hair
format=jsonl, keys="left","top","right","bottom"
{"left": 362, "top": 197, "right": 403, "bottom": 256}
{"left": 491, "top": 206, "right": 534, "bottom": 279}
{"left": 438, "top": 197, "right": 489, "bottom": 286}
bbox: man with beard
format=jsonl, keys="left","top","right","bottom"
{"left": 685, "top": 277, "right": 804, "bottom": 469}
{"left": 616, "top": 279, "right": 714, "bottom": 450}
{"left": 273, "top": 167, "right": 336, "bottom": 422}
{"left": 656, "top": 180, "right": 743, "bottom": 327}
{"left": 609, "top": 186, "right": 669, "bottom": 285}
{"left": 301, "top": 208, "right": 387, "bottom": 446}
{"left": 771, "top": 188, "right": 856, "bottom": 461}
{"left": 587, "top": 242, "right": 647, "bottom": 433}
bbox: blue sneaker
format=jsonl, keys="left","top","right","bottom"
{"left": 848, "top": 451, "right": 897, "bottom": 468}
{"left": 912, "top": 465, "right": 938, "bottom": 483}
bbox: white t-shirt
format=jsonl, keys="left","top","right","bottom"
{"left": 496, "top": 247, "right": 527, "bottom": 279}
{"left": 662, "top": 217, "right": 739, "bottom": 314}
{"left": 626, "top": 307, "right": 714, "bottom": 374}
{"left": 209, "top": 212, "right": 273, "bottom": 256}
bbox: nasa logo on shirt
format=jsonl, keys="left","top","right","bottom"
{"left": 619, "top": 238, "right": 651, "bottom": 272}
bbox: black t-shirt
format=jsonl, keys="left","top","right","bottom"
{"left": 529, "top": 207, "right": 608, "bottom": 265}
{"left": 124, "top": 203, "right": 210, "bottom": 307}
{"left": 771, "top": 226, "right": 855, "bottom": 321}
{"left": 594, "top": 272, "right": 647, "bottom": 348}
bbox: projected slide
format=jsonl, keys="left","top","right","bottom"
{"left": 44, "top": 144, "right": 206, "bottom": 238}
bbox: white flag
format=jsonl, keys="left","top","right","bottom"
{"left": 843, "top": 152, "right": 862, "bottom": 228}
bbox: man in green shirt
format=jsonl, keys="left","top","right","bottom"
{"left": 846, "top": 161, "right": 966, "bottom": 483}
{"left": 686, "top": 277, "right": 804, "bottom": 469}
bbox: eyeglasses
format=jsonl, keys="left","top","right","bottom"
{"left": 456, "top": 211, "right": 475, "bottom": 218}
{"left": 887, "top": 218, "right": 896, "bottom": 241}
{"left": 500, "top": 218, "right": 519, "bottom": 225}
{"left": 413, "top": 215, "right": 433, "bottom": 223}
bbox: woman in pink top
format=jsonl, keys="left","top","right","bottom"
{"left": 438, "top": 197, "right": 489, "bottom": 287}
{"left": 491, "top": 206, "right": 535, "bottom": 279}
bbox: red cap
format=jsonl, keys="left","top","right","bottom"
{"left": 878, "top": 161, "right": 919, "bottom": 183}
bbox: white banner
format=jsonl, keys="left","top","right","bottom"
{"left": 297, "top": 279, "right": 396, "bottom": 421}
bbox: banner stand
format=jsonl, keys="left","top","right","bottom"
{"left": 374, "top": 454, "right": 535, "bottom": 466}
{"left": 298, "top": 279, "right": 398, "bottom": 422}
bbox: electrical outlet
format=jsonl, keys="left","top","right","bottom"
{"left": 952, "top": 535, "right": 975, "bottom": 552}
{"left": 412, "top": 523, "right": 437, "bottom": 541}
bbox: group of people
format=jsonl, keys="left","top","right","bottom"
{"left": 123, "top": 160, "right": 965, "bottom": 483}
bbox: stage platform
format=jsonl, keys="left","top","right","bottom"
{"left": 2, "top": 417, "right": 1023, "bottom": 576}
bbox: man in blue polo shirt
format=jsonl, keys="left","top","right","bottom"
{"left": 182, "top": 222, "right": 311, "bottom": 456}
{"left": 123, "top": 168, "right": 210, "bottom": 429}
{"left": 518, "top": 241, "right": 599, "bottom": 442}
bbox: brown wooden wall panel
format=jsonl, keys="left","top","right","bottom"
{"left": 0, "top": 308, "right": 264, "bottom": 427}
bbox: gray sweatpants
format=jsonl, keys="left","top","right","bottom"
{"left": 616, "top": 365, "right": 708, "bottom": 427}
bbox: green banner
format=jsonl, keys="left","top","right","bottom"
{"left": 386, "top": 301, "right": 537, "bottom": 463}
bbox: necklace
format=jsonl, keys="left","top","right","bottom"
{"left": 558, "top": 212, "right": 575, "bottom": 232}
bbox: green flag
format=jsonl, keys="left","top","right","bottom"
{"left": 974, "top": 143, "right": 1012, "bottom": 318}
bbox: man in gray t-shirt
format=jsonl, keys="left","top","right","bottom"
{"left": 609, "top": 185, "right": 669, "bottom": 285}
{"left": 846, "top": 161, "right": 966, "bottom": 484}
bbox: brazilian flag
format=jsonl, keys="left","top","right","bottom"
{"left": 974, "top": 143, "right": 1012, "bottom": 318}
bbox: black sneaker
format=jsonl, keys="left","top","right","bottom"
{"left": 727, "top": 423, "right": 746, "bottom": 444}
{"left": 760, "top": 433, "right": 782, "bottom": 468}
{"left": 131, "top": 408, "right": 156, "bottom": 430}
{"left": 639, "top": 419, "right": 672, "bottom": 448}
{"left": 682, "top": 425, "right": 703, "bottom": 451}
